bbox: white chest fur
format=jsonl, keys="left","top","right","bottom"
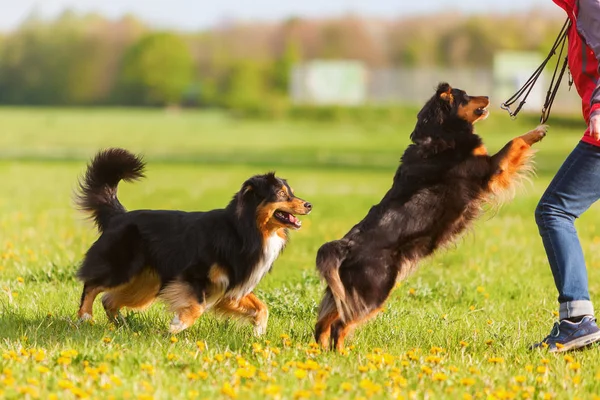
{"left": 228, "top": 232, "right": 286, "bottom": 300}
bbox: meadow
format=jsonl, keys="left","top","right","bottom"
{"left": 1, "top": 107, "right": 600, "bottom": 399}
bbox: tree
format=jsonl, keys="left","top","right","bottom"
{"left": 116, "top": 32, "right": 194, "bottom": 106}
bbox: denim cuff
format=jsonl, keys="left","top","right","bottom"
{"left": 559, "top": 300, "right": 595, "bottom": 320}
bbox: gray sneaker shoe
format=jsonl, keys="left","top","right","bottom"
{"left": 531, "top": 316, "right": 600, "bottom": 353}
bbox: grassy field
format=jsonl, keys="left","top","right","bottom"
{"left": 1, "top": 107, "right": 600, "bottom": 399}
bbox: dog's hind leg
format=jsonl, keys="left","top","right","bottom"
{"left": 213, "top": 292, "right": 269, "bottom": 336}
{"left": 101, "top": 269, "right": 161, "bottom": 323}
{"left": 314, "top": 290, "right": 339, "bottom": 348}
{"left": 330, "top": 307, "right": 383, "bottom": 352}
{"left": 78, "top": 284, "right": 105, "bottom": 320}
{"left": 160, "top": 280, "right": 206, "bottom": 334}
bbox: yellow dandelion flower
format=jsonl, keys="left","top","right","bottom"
{"left": 196, "top": 341, "right": 206, "bottom": 351}
{"left": 294, "top": 369, "right": 307, "bottom": 379}
{"left": 468, "top": 367, "right": 480, "bottom": 375}
{"left": 515, "top": 375, "right": 526, "bottom": 383}
{"left": 408, "top": 288, "right": 416, "bottom": 295}
{"left": 264, "top": 385, "right": 281, "bottom": 397}
{"left": 293, "top": 390, "right": 311, "bottom": 399}
{"left": 358, "top": 365, "right": 369, "bottom": 373}
{"left": 221, "top": 383, "right": 237, "bottom": 399}
{"left": 36, "top": 366, "right": 50, "bottom": 373}
{"left": 460, "top": 378, "right": 476, "bottom": 386}
{"left": 137, "top": 395, "right": 153, "bottom": 400}
{"left": 341, "top": 382, "right": 353, "bottom": 391}
{"left": 70, "top": 387, "right": 90, "bottom": 398}
{"left": 537, "top": 366, "right": 547, "bottom": 374}
{"left": 313, "top": 382, "right": 326, "bottom": 394}
{"left": 569, "top": 362, "right": 581, "bottom": 371}
{"left": 432, "top": 372, "right": 448, "bottom": 382}
{"left": 110, "top": 375, "right": 122, "bottom": 386}
{"left": 552, "top": 310, "right": 559, "bottom": 317}
{"left": 486, "top": 319, "right": 493, "bottom": 325}
{"left": 564, "top": 355, "right": 574, "bottom": 363}
{"left": 57, "top": 357, "right": 71, "bottom": 366}
{"left": 236, "top": 365, "right": 257, "bottom": 379}
{"left": 102, "top": 337, "right": 112, "bottom": 344}
{"left": 476, "top": 286, "right": 485, "bottom": 293}
{"left": 460, "top": 340, "right": 469, "bottom": 347}
{"left": 420, "top": 365, "right": 432, "bottom": 375}
{"left": 197, "top": 371, "right": 208, "bottom": 380}
{"left": 170, "top": 336, "right": 178, "bottom": 343}
{"left": 488, "top": 357, "right": 504, "bottom": 364}
{"left": 58, "top": 379, "right": 73, "bottom": 389}
{"left": 140, "top": 364, "right": 155, "bottom": 375}
{"left": 17, "top": 277, "right": 24, "bottom": 283}
{"left": 485, "top": 339, "right": 493, "bottom": 346}
{"left": 525, "top": 365, "right": 533, "bottom": 373}
{"left": 215, "top": 354, "right": 225, "bottom": 362}
{"left": 541, "top": 358, "right": 550, "bottom": 364}
{"left": 61, "top": 349, "right": 78, "bottom": 358}
{"left": 469, "top": 305, "right": 476, "bottom": 311}
{"left": 166, "top": 353, "right": 177, "bottom": 361}
{"left": 573, "top": 375, "right": 582, "bottom": 385}
{"left": 188, "top": 389, "right": 199, "bottom": 398}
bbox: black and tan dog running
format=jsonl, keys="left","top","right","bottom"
{"left": 315, "top": 83, "right": 547, "bottom": 351}
{"left": 75, "top": 148, "right": 311, "bottom": 335}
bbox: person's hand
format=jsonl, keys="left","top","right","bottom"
{"left": 590, "top": 112, "right": 600, "bottom": 140}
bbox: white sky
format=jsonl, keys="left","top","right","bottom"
{"left": 0, "top": 0, "right": 562, "bottom": 31}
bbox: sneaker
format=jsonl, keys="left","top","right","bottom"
{"left": 531, "top": 316, "right": 600, "bottom": 352}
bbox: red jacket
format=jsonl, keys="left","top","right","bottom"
{"left": 553, "top": 0, "right": 600, "bottom": 146}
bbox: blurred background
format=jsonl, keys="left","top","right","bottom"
{"left": 0, "top": 0, "right": 579, "bottom": 115}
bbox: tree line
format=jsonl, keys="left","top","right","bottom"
{"left": 0, "top": 10, "right": 564, "bottom": 107}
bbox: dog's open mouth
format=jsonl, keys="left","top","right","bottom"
{"left": 474, "top": 107, "right": 488, "bottom": 116}
{"left": 274, "top": 210, "right": 302, "bottom": 229}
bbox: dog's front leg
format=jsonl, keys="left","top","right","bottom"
{"left": 487, "top": 125, "right": 547, "bottom": 196}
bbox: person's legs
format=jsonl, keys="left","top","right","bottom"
{"left": 534, "top": 141, "right": 600, "bottom": 351}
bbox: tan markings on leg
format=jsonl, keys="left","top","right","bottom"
{"left": 472, "top": 144, "right": 488, "bottom": 156}
{"left": 78, "top": 286, "right": 104, "bottom": 320}
{"left": 487, "top": 125, "right": 547, "bottom": 203}
{"left": 159, "top": 280, "right": 205, "bottom": 334}
{"left": 334, "top": 307, "right": 383, "bottom": 352}
{"left": 214, "top": 292, "right": 269, "bottom": 336}
{"left": 101, "top": 269, "right": 161, "bottom": 320}
{"left": 315, "top": 310, "right": 339, "bottom": 349}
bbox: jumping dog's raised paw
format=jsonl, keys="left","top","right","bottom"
{"left": 520, "top": 124, "right": 548, "bottom": 146}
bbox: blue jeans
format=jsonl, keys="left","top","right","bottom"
{"left": 535, "top": 141, "right": 600, "bottom": 320}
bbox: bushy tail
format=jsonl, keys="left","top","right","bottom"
{"left": 316, "top": 240, "right": 350, "bottom": 314}
{"left": 75, "top": 148, "right": 145, "bottom": 232}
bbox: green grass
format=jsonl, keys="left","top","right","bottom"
{"left": 1, "top": 107, "right": 600, "bottom": 399}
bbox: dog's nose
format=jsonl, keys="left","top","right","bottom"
{"left": 304, "top": 202, "right": 312, "bottom": 211}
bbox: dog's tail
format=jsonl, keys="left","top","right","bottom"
{"left": 316, "top": 240, "right": 350, "bottom": 318}
{"left": 75, "top": 148, "right": 145, "bottom": 232}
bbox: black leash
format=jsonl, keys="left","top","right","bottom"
{"left": 501, "top": 18, "right": 572, "bottom": 124}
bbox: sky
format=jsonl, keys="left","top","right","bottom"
{"left": 0, "top": 0, "right": 562, "bottom": 31}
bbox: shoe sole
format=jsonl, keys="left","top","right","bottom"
{"left": 549, "top": 331, "right": 600, "bottom": 353}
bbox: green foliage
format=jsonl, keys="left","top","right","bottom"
{"left": 0, "top": 11, "right": 566, "bottom": 107}
{"left": 116, "top": 32, "right": 194, "bottom": 106}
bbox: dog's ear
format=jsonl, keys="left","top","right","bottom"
{"left": 437, "top": 82, "right": 454, "bottom": 104}
{"left": 265, "top": 171, "right": 279, "bottom": 186}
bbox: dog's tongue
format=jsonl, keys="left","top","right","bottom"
{"left": 289, "top": 214, "right": 299, "bottom": 224}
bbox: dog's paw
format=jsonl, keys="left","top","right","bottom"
{"left": 253, "top": 322, "right": 267, "bottom": 337}
{"left": 169, "top": 315, "right": 188, "bottom": 334}
{"left": 521, "top": 124, "right": 548, "bottom": 145}
{"left": 79, "top": 313, "right": 93, "bottom": 322}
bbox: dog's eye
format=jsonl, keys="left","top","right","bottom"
{"left": 278, "top": 190, "right": 286, "bottom": 198}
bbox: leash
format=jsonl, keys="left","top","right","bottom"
{"left": 500, "top": 18, "right": 572, "bottom": 124}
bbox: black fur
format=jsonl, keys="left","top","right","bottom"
{"left": 315, "top": 83, "right": 545, "bottom": 350}
{"left": 75, "top": 148, "right": 311, "bottom": 332}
